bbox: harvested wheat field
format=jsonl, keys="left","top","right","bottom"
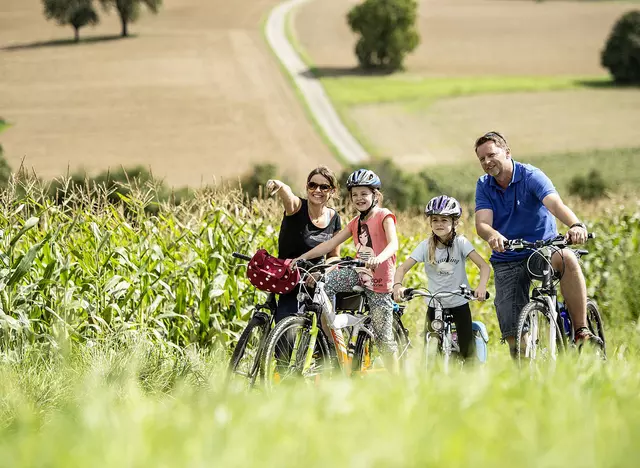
{"left": 296, "top": 0, "right": 635, "bottom": 76}
{"left": 0, "top": 0, "right": 336, "bottom": 187}
{"left": 349, "top": 89, "right": 640, "bottom": 166}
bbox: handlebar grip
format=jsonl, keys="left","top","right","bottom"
{"left": 353, "top": 260, "right": 366, "bottom": 268}
{"left": 469, "top": 290, "right": 490, "bottom": 300}
{"left": 588, "top": 232, "right": 595, "bottom": 239}
{"left": 403, "top": 288, "right": 415, "bottom": 298}
{"left": 232, "top": 252, "right": 252, "bottom": 261}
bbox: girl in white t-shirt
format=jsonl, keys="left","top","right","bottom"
{"left": 392, "top": 195, "right": 490, "bottom": 360}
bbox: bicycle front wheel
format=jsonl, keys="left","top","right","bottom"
{"left": 423, "top": 333, "right": 440, "bottom": 373}
{"left": 393, "top": 316, "right": 410, "bottom": 370}
{"left": 586, "top": 298, "right": 607, "bottom": 358}
{"left": 516, "top": 301, "right": 563, "bottom": 366}
{"left": 227, "top": 314, "right": 270, "bottom": 389}
{"left": 262, "top": 315, "right": 331, "bottom": 390}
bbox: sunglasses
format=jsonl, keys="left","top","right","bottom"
{"left": 307, "top": 182, "right": 333, "bottom": 192}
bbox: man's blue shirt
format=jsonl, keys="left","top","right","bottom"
{"left": 475, "top": 161, "right": 558, "bottom": 262}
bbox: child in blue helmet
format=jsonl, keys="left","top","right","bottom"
{"left": 393, "top": 195, "right": 490, "bottom": 361}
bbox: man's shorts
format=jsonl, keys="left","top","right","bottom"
{"left": 491, "top": 254, "right": 548, "bottom": 340}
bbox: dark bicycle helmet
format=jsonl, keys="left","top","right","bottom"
{"left": 346, "top": 169, "right": 381, "bottom": 190}
{"left": 425, "top": 195, "right": 462, "bottom": 218}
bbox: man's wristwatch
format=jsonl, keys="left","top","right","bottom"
{"left": 570, "top": 222, "right": 587, "bottom": 231}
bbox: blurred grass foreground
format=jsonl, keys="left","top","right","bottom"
{"left": 1, "top": 339, "right": 639, "bottom": 467}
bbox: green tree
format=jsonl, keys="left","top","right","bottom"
{"left": 568, "top": 169, "right": 608, "bottom": 200}
{"left": 42, "top": 0, "right": 99, "bottom": 42}
{"left": 347, "top": 0, "right": 420, "bottom": 71}
{"left": 601, "top": 10, "right": 640, "bottom": 84}
{"left": 99, "top": 0, "right": 161, "bottom": 37}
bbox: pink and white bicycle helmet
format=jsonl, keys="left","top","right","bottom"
{"left": 425, "top": 195, "right": 462, "bottom": 218}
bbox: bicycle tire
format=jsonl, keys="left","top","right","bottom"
{"left": 262, "top": 315, "right": 331, "bottom": 390}
{"left": 393, "top": 316, "right": 410, "bottom": 365}
{"left": 351, "top": 330, "right": 374, "bottom": 374}
{"left": 351, "top": 316, "right": 410, "bottom": 374}
{"left": 423, "top": 333, "right": 440, "bottom": 372}
{"left": 516, "top": 300, "right": 563, "bottom": 365}
{"left": 586, "top": 298, "right": 607, "bottom": 357}
{"left": 227, "top": 314, "right": 269, "bottom": 387}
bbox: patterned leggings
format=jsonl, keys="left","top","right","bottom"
{"left": 324, "top": 268, "right": 398, "bottom": 355}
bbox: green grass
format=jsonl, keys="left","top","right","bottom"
{"left": 319, "top": 75, "right": 611, "bottom": 107}
{"left": 1, "top": 336, "right": 640, "bottom": 467}
{"left": 0, "top": 118, "right": 8, "bottom": 134}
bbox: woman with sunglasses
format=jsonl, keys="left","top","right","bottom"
{"left": 265, "top": 166, "right": 342, "bottom": 322}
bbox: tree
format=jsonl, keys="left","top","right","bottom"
{"left": 99, "top": 0, "right": 161, "bottom": 38}
{"left": 347, "top": 0, "right": 420, "bottom": 72}
{"left": 601, "top": 10, "right": 640, "bottom": 84}
{"left": 42, "top": 0, "right": 99, "bottom": 43}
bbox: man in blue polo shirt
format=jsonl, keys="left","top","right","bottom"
{"left": 473, "top": 131, "right": 602, "bottom": 357}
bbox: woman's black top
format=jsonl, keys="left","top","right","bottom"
{"left": 277, "top": 199, "right": 341, "bottom": 261}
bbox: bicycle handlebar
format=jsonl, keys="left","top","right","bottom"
{"left": 232, "top": 252, "right": 252, "bottom": 261}
{"left": 295, "top": 258, "right": 365, "bottom": 273}
{"left": 403, "top": 286, "right": 490, "bottom": 302}
{"left": 504, "top": 233, "right": 594, "bottom": 252}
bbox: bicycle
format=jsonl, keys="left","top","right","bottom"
{"left": 226, "top": 252, "right": 277, "bottom": 389}
{"left": 504, "top": 234, "right": 606, "bottom": 366}
{"left": 402, "top": 285, "right": 490, "bottom": 373}
{"left": 262, "top": 259, "right": 410, "bottom": 389}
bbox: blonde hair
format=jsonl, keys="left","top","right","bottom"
{"left": 427, "top": 233, "right": 438, "bottom": 265}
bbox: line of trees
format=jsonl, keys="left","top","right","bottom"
{"left": 42, "top": 0, "right": 161, "bottom": 42}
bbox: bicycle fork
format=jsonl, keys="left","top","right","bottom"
{"left": 544, "top": 295, "right": 559, "bottom": 361}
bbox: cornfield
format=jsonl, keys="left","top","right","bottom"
{"left": 0, "top": 176, "right": 638, "bottom": 357}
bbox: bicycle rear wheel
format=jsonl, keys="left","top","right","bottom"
{"left": 227, "top": 313, "right": 270, "bottom": 389}
{"left": 351, "top": 317, "right": 410, "bottom": 375}
{"left": 262, "top": 315, "right": 331, "bottom": 390}
{"left": 351, "top": 330, "right": 375, "bottom": 375}
{"left": 516, "top": 300, "right": 563, "bottom": 366}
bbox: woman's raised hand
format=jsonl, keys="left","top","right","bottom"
{"left": 265, "top": 179, "right": 284, "bottom": 197}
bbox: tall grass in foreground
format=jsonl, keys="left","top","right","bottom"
{"left": 0, "top": 339, "right": 639, "bottom": 467}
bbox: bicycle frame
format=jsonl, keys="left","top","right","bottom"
{"left": 295, "top": 278, "right": 374, "bottom": 377}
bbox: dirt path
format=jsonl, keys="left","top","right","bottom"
{"left": 265, "top": 0, "right": 368, "bottom": 163}
{"left": 0, "top": 0, "right": 336, "bottom": 187}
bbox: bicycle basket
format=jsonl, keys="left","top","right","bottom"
{"left": 246, "top": 249, "right": 300, "bottom": 294}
